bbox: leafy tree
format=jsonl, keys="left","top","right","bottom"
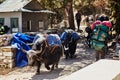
{"left": 1, "top": 0, "right": 111, "bottom": 30}
{"left": 37, "top": 0, "right": 64, "bottom": 28}
{"left": 74, "top": 0, "right": 95, "bottom": 15}
{"left": 109, "top": 0, "right": 120, "bottom": 35}
{"left": 39, "top": 0, "right": 109, "bottom": 30}
{"left": 38, "top": 0, "right": 75, "bottom": 30}
{"left": 74, "top": 0, "right": 109, "bottom": 15}
{"left": 64, "top": 0, "right": 75, "bottom": 30}
{"left": 93, "top": 0, "right": 109, "bottom": 14}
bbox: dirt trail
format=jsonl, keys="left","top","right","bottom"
{"left": 0, "top": 35, "right": 96, "bottom": 80}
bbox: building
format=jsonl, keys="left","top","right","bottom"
{"left": 0, "top": 0, "right": 53, "bottom": 33}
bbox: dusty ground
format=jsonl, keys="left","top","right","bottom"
{"left": 0, "top": 35, "right": 98, "bottom": 80}
{"left": 0, "top": 25, "right": 115, "bottom": 80}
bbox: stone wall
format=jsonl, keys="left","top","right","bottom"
{"left": 0, "top": 46, "right": 16, "bottom": 69}
{"left": 0, "top": 34, "right": 16, "bottom": 69}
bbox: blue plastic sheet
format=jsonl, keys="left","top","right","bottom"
{"left": 46, "top": 34, "right": 61, "bottom": 46}
{"left": 60, "top": 29, "right": 80, "bottom": 42}
{"left": 72, "top": 32, "right": 80, "bottom": 41}
{"left": 15, "top": 33, "right": 34, "bottom": 43}
{"left": 11, "top": 33, "right": 34, "bottom": 67}
{"left": 60, "top": 32, "right": 67, "bottom": 41}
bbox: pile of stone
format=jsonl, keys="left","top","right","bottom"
{"left": 0, "top": 34, "right": 13, "bottom": 47}
{"left": 0, "top": 46, "right": 16, "bottom": 69}
{"left": 0, "top": 34, "right": 16, "bottom": 69}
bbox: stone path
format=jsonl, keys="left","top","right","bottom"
{"left": 0, "top": 25, "right": 115, "bottom": 80}
{"left": 0, "top": 34, "right": 97, "bottom": 80}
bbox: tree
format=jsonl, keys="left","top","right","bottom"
{"left": 74, "top": 0, "right": 110, "bottom": 15}
{"left": 38, "top": 0, "right": 64, "bottom": 28}
{"left": 109, "top": 0, "right": 120, "bottom": 35}
{"left": 93, "top": 0, "right": 109, "bottom": 14}
{"left": 65, "top": 0, "right": 75, "bottom": 30}
{"left": 38, "top": 0, "right": 75, "bottom": 30}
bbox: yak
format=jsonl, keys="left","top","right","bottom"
{"left": 23, "top": 33, "right": 63, "bottom": 74}
{"left": 60, "top": 29, "right": 80, "bottom": 59}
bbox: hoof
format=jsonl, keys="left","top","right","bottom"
{"left": 65, "top": 56, "right": 69, "bottom": 59}
{"left": 36, "top": 72, "right": 40, "bottom": 75}
{"left": 55, "top": 65, "right": 58, "bottom": 69}
{"left": 50, "top": 68, "right": 54, "bottom": 71}
{"left": 46, "top": 67, "right": 50, "bottom": 70}
{"left": 70, "top": 55, "right": 77, "bottom": 59}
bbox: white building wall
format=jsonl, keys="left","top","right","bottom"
{"left": 0, "top": 12, "right": 22, "bottom": 32}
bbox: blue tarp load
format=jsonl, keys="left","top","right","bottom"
{"left": 11, "top": 33, "right": 34, "bottom": 67}
{"left": 60, "top": 29, "right": 80, "bottom": 42}
{"left": 33, "top": 34, "right": 61, "bottom": 46}
{"left": 46, "top": 34, "right": 61, "bottom": 46}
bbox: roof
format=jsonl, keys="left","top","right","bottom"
{"left": 0, "top": 0, "right": 55, "bottom": 14}
{"left": 19, "top": 8, "right": 55, "bottom": 14}
{"left": 0, "top": 0, "right": 32, "bottom": 12}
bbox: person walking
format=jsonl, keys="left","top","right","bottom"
{"left": 75, "top": 10, "right": 81, "bottom": 31}
{"left": 0, "top": 23, "right": 5, "bottom": 35}
{"left": 0, "top": 23, "right": 10, "bottom": 35}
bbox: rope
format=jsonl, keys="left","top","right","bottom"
{"left": 50, "top": 45, "right": 58, "bottom": 53}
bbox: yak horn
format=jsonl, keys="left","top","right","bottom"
{"left": 21, "top": 47, "right": 43, "bottom": 58}
{"left": 21, "top": 48, "right": 27, "bottom": 53}
{"left": 35, "top": 47, "right": 43, "bottom": 54}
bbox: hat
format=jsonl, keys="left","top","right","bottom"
{"left": 91, "top": 20, "right": 102, "bottom": 30}
{"left": 102, "top": 21, "right": 112, "bottom": 28}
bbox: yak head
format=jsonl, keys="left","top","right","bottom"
{"left": 22, "top": 36, "right": 47, "bottom": 66}
{"left": 21, "top": 49, "right": 42, "bottom": 66}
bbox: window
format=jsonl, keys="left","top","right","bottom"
{"left": 27, "top": 20, "right": 31, "bottom": 31}
{"left": 0, "top": 18, "right": 4, "bottom": 25}
{"left": 10, "top": 18, "right": 18, "bottom": 33}
{"left": 39, "top": 21, "right": 44, "bottom": 31}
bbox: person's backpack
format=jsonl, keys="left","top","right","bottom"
{"left": 91, "top": 24, "right": 109, "bottom": 50}
{"left": 4, "top": 25, "right": 10, "bottom": 33}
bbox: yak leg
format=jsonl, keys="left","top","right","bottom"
{"left": 51, "top": 64, "right": 55, "bottom": 71}
{"left": 64, "top": 49, "right": 69, "bottom": 59}
{"left": 51, "top": 62, "right": 59, "bottom": 71}
{"left": 36, "top": 61, "right": 42, "bottom": 74}
{"left": 45, "top": 63, "right": 50, "bottom": 70}
{"left": 69, "top": 42, "right": 77, "bottom": 59}
{"left": 55, "top": 62, "right": 58, "bottom": 68}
